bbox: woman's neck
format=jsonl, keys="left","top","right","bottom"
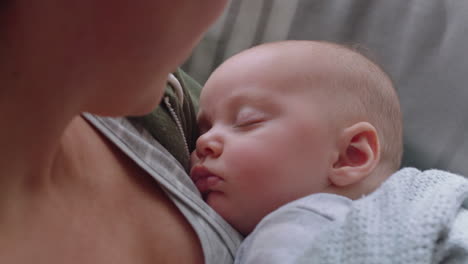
{"left": 0, "top": 65, "right": 80, "bottom": 195}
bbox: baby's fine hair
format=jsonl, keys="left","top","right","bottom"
{"left": 321, "top": 42, "right": 403, "bottom": 171}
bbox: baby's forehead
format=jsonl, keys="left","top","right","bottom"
{"left": 206, "top": 41, "right": 375, "bottom": 101}
{"left": 243, "top": 43, "right": 349, "bottom": 80}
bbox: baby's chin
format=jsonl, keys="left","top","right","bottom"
{"left": 230, "top": 217, "right": 259, "bottom": 237}
{"left": 203, "top": 191, "right": 267, "bottom": 236}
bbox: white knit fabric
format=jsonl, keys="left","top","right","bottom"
{"left": 235, "top": 194, "right": 352, "bottom": 264}
{"left": 236, "top": 168, "right": 468, "bottom": 264}
{"left": 304, "top": 168, "right": 468, "bottom": 263}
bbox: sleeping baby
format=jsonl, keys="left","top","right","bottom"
{"left": 190, "top": 40, "right": 468, "bottom": 263}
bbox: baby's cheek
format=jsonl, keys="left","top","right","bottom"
{"left": 229, "top": 147, "right": 271, "bottom": 179}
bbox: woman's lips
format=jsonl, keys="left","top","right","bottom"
{"left": 190, "top": 166, "right": 223, "bottom": 194}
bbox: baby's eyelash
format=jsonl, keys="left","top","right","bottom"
{"left": 234, "top": 118, "right": 264, "bottom": 128}
{"left": 233, "top": 107, "right": 268, "bottom": 128}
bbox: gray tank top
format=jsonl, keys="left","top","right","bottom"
{"left": 83, "top": 113, "right": 242, "bottom": 264}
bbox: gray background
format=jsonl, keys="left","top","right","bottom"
{"left": 183, "top": 0, "right": 468, "bottom": 176}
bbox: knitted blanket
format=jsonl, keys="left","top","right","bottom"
{"left": 303, "top": 168, "right": 468, "bottom": 264}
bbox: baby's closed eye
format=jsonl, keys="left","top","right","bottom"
{"left": 234, "top": 107, "right": 268, "bottom": 128}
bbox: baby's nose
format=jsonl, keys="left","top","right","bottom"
{"left": 195, "top": 132, "right": 223, "bottom": 159}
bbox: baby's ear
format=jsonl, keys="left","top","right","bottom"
{"left": 329, "top": 122, "right": 380, "bottom": 187}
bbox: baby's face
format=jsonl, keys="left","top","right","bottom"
{"left": 190, "top": 49, "right": 337, "bottom": 235}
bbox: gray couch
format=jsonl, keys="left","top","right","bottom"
{"left": 183, "top": 0, "right": 468, "bottom": 175}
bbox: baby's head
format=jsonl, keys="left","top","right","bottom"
{"left": 190, "top": 40, "right": 402, "bottom": 235}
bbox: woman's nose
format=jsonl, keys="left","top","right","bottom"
{"left": 195, "top": 130, "right": 223, "bottom": 159}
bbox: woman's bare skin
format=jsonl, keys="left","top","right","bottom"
{"left": 0, "top": 0, "right": 228, "bottom": 262}
{"left": 0, "top": 117, "right": 203, "bottom": 263}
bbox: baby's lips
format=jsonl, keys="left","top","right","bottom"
{"left": 190, "top": 165, "right": 222, "bottom": 193}
{"left": 190, "top": 165, "right": 208, "bottom": 182}
{"left": 195, "top": 175, "right": 222, "bottom": 194}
